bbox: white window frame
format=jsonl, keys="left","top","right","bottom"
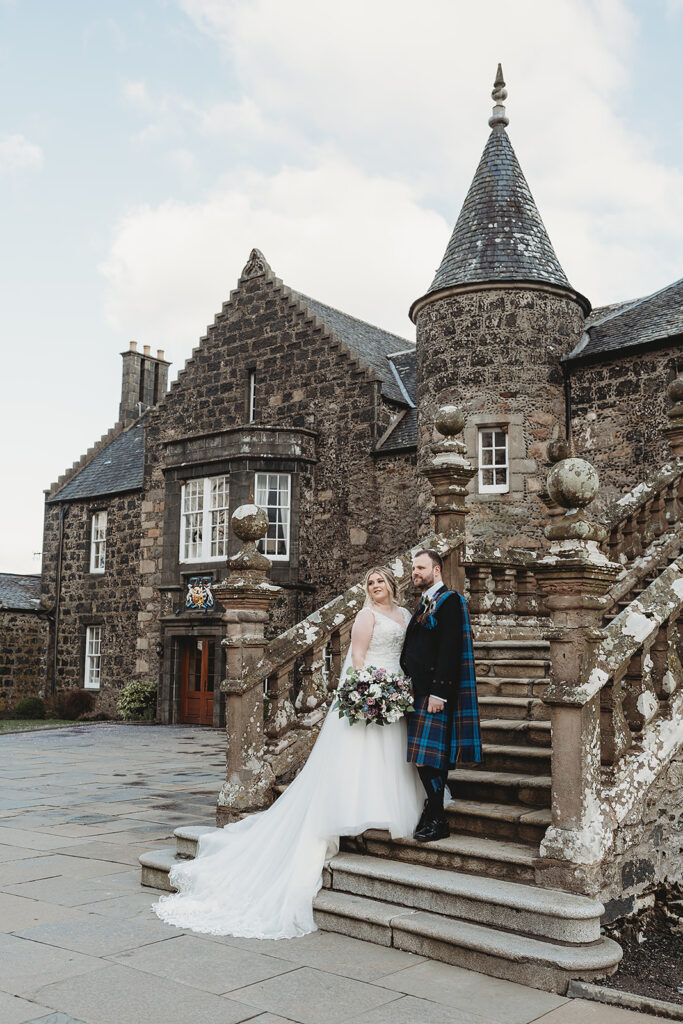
{"left": 89, "top": 511, "right": 107, "bottom": 574}
{"left": 478, "top": 427, "right": 509, "bottom": 494}
{"left": 179, "top": 475, "right": 230, "bottom": 563}
{"left": 248, "top": 370, "right": 256, "bottom": 423}
{"left": 84, "top": 626, "right": 102, "bottom": 690}
{"left": 255, "top": 472, "right": 291, "bottom": 561}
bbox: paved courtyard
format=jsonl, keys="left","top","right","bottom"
{"left": 0, "top": 724, "right": 664, "bottom": 1024}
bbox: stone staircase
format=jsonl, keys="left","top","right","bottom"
{"left": 140, "top": 636, "right": 623, "bottom": 994}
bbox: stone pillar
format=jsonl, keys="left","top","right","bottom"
{"left": 535, "top": 457, "right": 621, "bottom": 883}
{"left": 213, "top": 505, "right": 280, "bottom": 826}
{"left": 422, "top": 405, "right": 477, "bottom": 592}
{"left": 663, "top": 376, "right": 683, "bottom": 458}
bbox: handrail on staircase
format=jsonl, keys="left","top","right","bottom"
{"left": 599, "top": 460, "right": 682, "bottom": 566}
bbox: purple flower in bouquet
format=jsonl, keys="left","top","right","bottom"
{"left": 332, "top": 665, "right": 414, "bottom": 726}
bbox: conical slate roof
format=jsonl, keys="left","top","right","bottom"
{"left": 429, "top": 127, "right": 571, "bottom": 294}
{"left": 412, "top": 68, "right": 587, "bottom": 317}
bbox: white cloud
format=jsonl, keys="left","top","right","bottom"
{"left": 173, "top": 0, "right": 683, "bottom": 305}
{"left": 0, "top": 133, "right": 43, "bottom": 171}
{"left": 99, "top": 159, "right": 447, "bottom": 354}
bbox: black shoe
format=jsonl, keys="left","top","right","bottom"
{"left": 413, "top": 815, "right": 450, "bottom": 844}
{"left": 414, "top": 799, "right": 430, "bottom": 835}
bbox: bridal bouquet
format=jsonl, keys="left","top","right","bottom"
{"left": 333, "top": 665, "right": 414, "bottom": 726}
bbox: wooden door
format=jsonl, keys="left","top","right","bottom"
{"left": 179, "top": 637, "right": 215, "bottom": 725}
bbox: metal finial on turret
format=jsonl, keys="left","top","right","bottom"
{"left": 488, "top": 63, "right": 509, "bottom": 129}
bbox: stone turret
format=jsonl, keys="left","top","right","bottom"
{"left": 411, "top": 67, "right": 590, "bottom": 549}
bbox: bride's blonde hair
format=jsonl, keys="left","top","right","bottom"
{"left": 363, "top": 566, "right": 400, "bottom": 607}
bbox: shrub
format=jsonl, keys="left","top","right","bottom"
{"left": 14, "top": 696, "right": 46, "bottom": 719}
{"left": 117, "top": 680, "right": 157, "bottom": 721}
{"left": 55, "top": 689, "right": 96, "bottom": 721}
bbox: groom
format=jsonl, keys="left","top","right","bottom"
{"left": 400, "top": 549, "right": 482, "bottom": 843}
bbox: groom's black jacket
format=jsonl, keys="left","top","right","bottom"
{"left": 400, "top": 585, "right": 463, "bottom": 702}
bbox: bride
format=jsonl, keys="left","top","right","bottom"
{"left": 154, "top": 565, "right": 424, "bottom": 939}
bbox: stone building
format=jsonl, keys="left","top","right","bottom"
{"left": 21, "top": 69, "right": 681, "bottom": 731}
{"left": 0, "top": 573, "right": 46, "bottom": 715}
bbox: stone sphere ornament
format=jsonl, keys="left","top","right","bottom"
{"left": 546, "top": 458, "right": 600, "bottom": 510}
{"left": 667, "top": 376, "right": 683, "bottom": 416}
{"left": 231, "top": 504, "right": 269, "bottom": 543}
{"left": 435, "top": 405, "right": 466, "bottom": 437}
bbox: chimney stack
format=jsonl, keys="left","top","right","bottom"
{"left": 119, "top": 343, "right": 171, "bottom": 424}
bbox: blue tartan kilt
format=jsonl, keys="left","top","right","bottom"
{"left": 406, "top": 696, "right": 457, "bottom": 771}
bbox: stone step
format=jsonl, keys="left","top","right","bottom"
{"left": 480, "top": 718, "right": 552, "bottom": 748}
{"left": 447, "top": 798, "right": 550, "bottom": 844}
{"left": 476, "top": 658, "right": 550, "bottom": 680}
{"left": 357, "top": 830, "right": 539, "bottom": 884}
{"left": 473, "top": 640, "right": 551, "bottom": 662}
{"left": 326, "top": 852, "right": 603, "bottom": 944}
{"left": 478, "top": 695, "right": 550, "bottom": 722}
{"left": 449, "top": 768, "right": 552, "bottom": 808}
{"left": 312, "top": 889, "right": 622, "bottom": 995}
{"left": 139, "top": 847, "right": 180, "bottom": 892}
{"left": 477, "top": 677, "right": 549, "bottom": 698}
{"left": 174, "top": 824, "right": 215, "bottom": 857}
{"left": 478, "top": 744, "right": 551, "bottom": 776}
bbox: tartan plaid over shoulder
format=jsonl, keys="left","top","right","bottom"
{"left": 406, "top": 593, "right": 482, "bottom": 770}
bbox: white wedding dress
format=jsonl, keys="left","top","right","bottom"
{"left": 154, "top": 608, "right": 424, "bottom": 938}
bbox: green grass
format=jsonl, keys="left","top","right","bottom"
{"left": 0, "top": 718, "right": 87, "bottom": 733}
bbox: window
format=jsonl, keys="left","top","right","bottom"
{"left": 89, "top": 511, "right": 107, "bottom": 573}
{"left": 255, "top": 472, "right": 291, "bottom": 560}
{"left": 248, "top": 370, "right": 256, "bottom": 422}
{"left": 84, "top": 626, "right": 102, "bottom": 689}
{"left": 478, "top": 428, "right": 509, "bottom": 493}
{"left": 180, "top": 475, "right": 229, "bottom": 562}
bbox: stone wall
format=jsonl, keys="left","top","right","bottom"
{"left": 414, "top": 286, "right": 585, "bottom": 549}
{"left": 568, "top": 346, "right": 681, "bottom": 508}
{"left": 41, "top": 492, "right": 143, "bottom": 713}
{"left": 0, "top": 611, "right": 48, "bottom": 715}
{"left": 600, "top": 752, "right": 683, "bottom": 922}
{"left": 135, "top": 268, "right": 423, "bottom": 685}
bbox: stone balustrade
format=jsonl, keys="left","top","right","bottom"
{"left": 600, "top": 461, "right": 682, "bottom": 567}
{"left": 465, "top": 547, "right": 548, "bottom": 623}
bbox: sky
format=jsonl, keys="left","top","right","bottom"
{"left": 1, "top": 0, "right": 682, "bottom": 574}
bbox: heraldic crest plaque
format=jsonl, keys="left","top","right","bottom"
{"left": 185, "top": 576, "right": 214, "bottom": 613}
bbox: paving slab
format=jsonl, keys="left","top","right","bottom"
{"left": 346, "top": 994, "right": 500, "bottom": 1024}
{"left": 50, "top": 841, "right": 146, "bottom": 866}
{"left": 0, "top": 855, "right": 130, "bottom": 886}
{"left": 110, "top": 933, "right": 296, "bottom": 994}
{"left": 15, "top": 913, "right": 179, "bottom": 956}
{"left": 32, "top": 962, "right": 255, "bottom": 1024}
{"left": 78, "top": 892, "right": 165, "bottom": 919}
{"left": 0, "top": 991, "right": 56, "bottom": 1024}
{"left": 530, "top": 1000, "right": 666, "bottom": 1023}
{"left": 0, "top": 933, "right": 103, "bottom": 999}
{"left": 0, "top": 827, "right": 83, "bottom": 851}
{"left": 229, "top": 966, "right": 402, "bottom": 1024}
{"left": 376, "top": 960, "right": 567, "bottom": 1024}
{"left": 204, "top": 925, "right": 426, "bottom": 982}
{"left": 4, "top": 870, "right": 142, "bottom": 907}
{"left": 0, "top": 893, "right": 94, "bottom": 933}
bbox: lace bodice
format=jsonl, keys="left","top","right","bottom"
{"left": 364, "top": 609, "right": 409, "bottom": 674}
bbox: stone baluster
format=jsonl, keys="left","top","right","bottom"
{"left": 621, "top": 513, "right": 640, "bottom": 562}
{"left": 466, "top": 565, "right": 490, "bottom": 616}
{"left": 536, "top": 456, "right": 621, "bottom": 874}
{"left": 663, "top": 481, "right": 679, "bottom": 530}
{"left": 663, "top": 376, "right": 683, "bottom": 458}
{"left": 265, "top": 661, "right": 296, "bottom": 748}
{"left": 607, "top": 519, "right": 625, "bottom": 564}
{"left": 622, "top": 644, "right": 659, "bottom": 734}
{"left": 516, "top": 568, "right": 540, "bottom": 616}
{"left": 328, "top": 629, "right": 343, "bottom": 693}
{"left": 214, "top": 505, "right": 281, "bottom": 825}
{"left": 296, "top": 644, "right": 328, "bottom": 721}
{"left": 422, "top": 405, "right": 476, "bottom": 593}
{"left": 637, "top": 499, "right": 654, "bottom": 550}
{"left": 599, "top": 668, "right": 632, "bottom": 765}
{"left": 491, "top": 565, "right": 517, "bottom": 615}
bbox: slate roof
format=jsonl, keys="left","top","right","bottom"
{"left": 0, "top": 573, "right": 41, "bottom": 612}
{"left": 298, "top": 293, "right": 414, "bottom": 405}
{"left": 377, "top": 349, "right": 418, "bottom": 451}
{"left": 49, "top": 420, "right": 146, "bottom": 503}
{"left": 417, "top": 126, "right": 577, "bottom": 310}
{"left": 567, "top": 278, "right": 683, "bottom": 361}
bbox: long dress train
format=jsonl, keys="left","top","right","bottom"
{"left": 153, "top": 608, "right": 424, "bottom": 938}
